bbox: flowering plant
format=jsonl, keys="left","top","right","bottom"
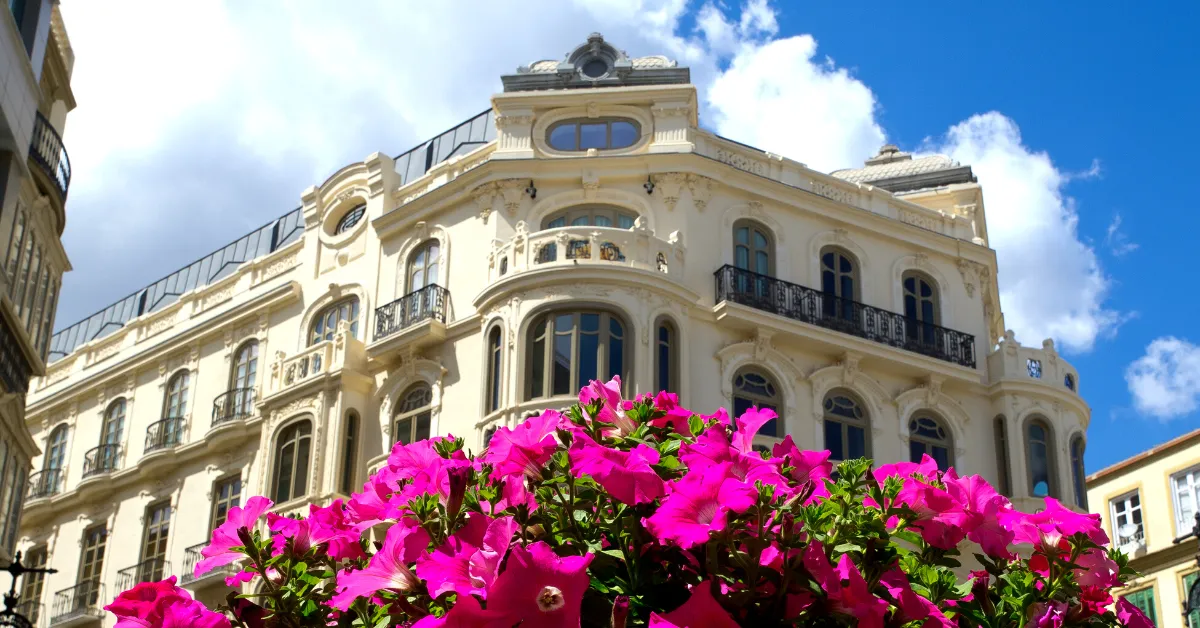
{"left": 106, "top": 377, "right": 1151, "bottom": 627}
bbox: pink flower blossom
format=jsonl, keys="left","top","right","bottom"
{"left": 1031, "top": 601, "right": 1067, "bottom": 628}
{"left": 873, "top": 455, "right": 939, "bottom": 485}
{"left": 944, "top": 474, "right": 1015, "bottom": 559}
{"left": 1116, "top": 597, "right": 1156, "bottom": 628}
{"left": 267, "top": 499, "right": 369, "bottom": 561}
{"left": 895, "top": 479, "right": 969, "bottom": 549}
{"left": 329, "top": 520, "right": 430, "bottom": 610}
{"left": 647, "top": 392, "right": 696, "bottom": 435}
{"left": 680, "top": 420, "right": 784, "bottom": 490}
{"left": 493, "top": 474, "right": 538, "bottom": 513}
{"left": 105, "top": 578, "right": 229, "bottom": 628}
{"left": 658, "top": 581, "right": 740, "bottom": 628}
{"left": 1074, "top": 548, "right": 1120, "bottom": 588}
{"left": 1002, "top": 497, "right": 1109, "bottom": 548}
{"left": 416, "top": 513, "right": 519, "bottom": 599}
{"left": 411, "top": 595, "right": 509, "bottom": 628}
{"left": 1079, "top": 586, "right": 1113, "bottom": 618}
{"left": 568, "top": 434, "right": 665, "bottom": 505}
{"left": 644, "top": 463, "right": 757, "bottom": 549}
{"left": 486, "top": 541, "right": 594, "bottom": 628}
{"left": 193, "top": 496, "right": 273, "bottom": 578}
{"left": 802, "top": 541, "right": 888, "bottom": 628}
{"left": 105, "top": 577, "right": 191, "bottom": 621}
{"left": 481, "top": 411, "right": 562, "bottom": 480}
{"left": 879, "top": 568, "right": 954, "bottom": 628}
{"left": 580, "top": 376, "right": 638, "bottom": 435}
{"left": 772, "top": 437, "right": 832, "bottom": 503}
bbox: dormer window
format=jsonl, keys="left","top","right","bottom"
{"left": 581, "top": 57, "right": 609, "bottom": 79}
{"left": 334, "top": 203, "right": 366, "bottom": 235}
{"left": 548, "top": 119, "right": 639, "bottom": 152}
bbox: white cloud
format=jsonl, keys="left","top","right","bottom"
{"left": 1105, "top": 213, "right": 1139, "bottom": 257}
{"left": 1126, "top": 337, "right": 1200, "bottom": 420}
{"left": 928, "top": 113, "right": 1120, "bottom": 352}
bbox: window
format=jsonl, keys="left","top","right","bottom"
{"left": 733, "top": 220, "right": 773, "bottom": 276}
{"left": 1174, "top": 467, "right": 1200, "bottom": 535}
{"left": 408, "top": 240, "right": 441, "bottom": 292}
{"left": 340, "top": 412, "right": 359, "bottom": 495}
{"left": 483, "top": 425, "right": 499, "bottom": 450}
{"left": 1065, "top": 373, "right": 1076, "bottom": 391}
{"left": 5, "top": 208, "right": 25, "bottom": 283}
{"left": 229, "top": 340, "right": 258, "bottom": 417}
{"left": 20, "top": 546, "right": 47, "bottom": 623}
{"left": 821, "top": 247, "right": 858, "bottom": 320}
{"left": 1027, "top": 359, "right": 1042, "bottom": 379}
{"left": 1026, "top": 418, "right": 1057, "bottom": 498}
{"left": 26, "top": 261, "right": 47, "bottom": 333}
{"left": 1185, "top": 572, "right": 1200, "bottom": 628}
{"left": 45, "top": 424, "right": 67, "bottom": 471}
{"left": 140, "top": 501, "right": 171, "bottom": 583}
{"left": 78, "top": 525, "right": 108, "bottom": 607}
{"left": 102, "top": 399, "right": 126, "bottom": 446}
{"left": 486, "top": 327, "right": 503, "bottom": 413}
{"left": 902, "top": 272, "right": 940, "bottom": 346}
{"left": 1121, "top": 588, "right": 1156, "bottom": 627}
{"left": 394, "top": 383, "right": 432, "bottom": 446}
{"left": 13, "top": 231, "right": 34, "bottom": 318}
{"left": 655, "top": 319, "right": 678, "bottom": 394}
{"left": 163, "top": 371, "right": 189, "bottom": 418}
{"left": 0, "top": 441, "right": 25, "bottom": 552}
{"left": 36, "top": 278, "right": 59, "bottom": 358}
{"left": 1111, "top": 491, "right": 1143, "bottom": 546}
{"left": 994, "top": 417, "right": 1012, "bottom": 497}
{"left": 732, "top": 368, "right": 780, "bottom": 438}
{"left": 1070, "top": 436, "right": 1087, "bottom": 509}
{"left": 525, "top": 310, "right": 626, "bottom": 400}
{"left": 824, "top": 393, "right": 868, "bottom": 461}
{"left": 310, "top": 297, "right": 360, "bottom": 345}
{"left": 210, "top": 475, "right": 242, "bottom": 531}
{"left": 334, "top": 203, "right": 366, "bottom": 235}
{"left": 909, "top": 415, "right": 953, "bottom": 470}
{"left": 541, "top": 206, "right": 637, "bottom": 230}
{"left": 271, "top": 421, "right": 312, "bottom": 504}
{"left": 547, "top": 118, "right": 640, "bottom": 151}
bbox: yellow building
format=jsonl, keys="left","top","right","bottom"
{"left": 1087, "top": 429, "right": 1200, "bottom": 628}
{"left": 18, "top": 34, "right": 1088, "bottom": 627}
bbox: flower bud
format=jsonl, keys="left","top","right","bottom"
{"left": 446, "top": 466, "right": 470, "bottom": 523}
{"left": 611, "top": 595, "right": 629, "bottom": 628}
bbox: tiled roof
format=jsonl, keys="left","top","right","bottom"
{"left": 832, "top": 154, "right": 959, "bottom": 184}
{"left": 521, "top": 55, "right": 676, "bottom": 74}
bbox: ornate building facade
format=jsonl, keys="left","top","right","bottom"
{"left": 17, "top": 34, "right": 1087, "bottom": 627}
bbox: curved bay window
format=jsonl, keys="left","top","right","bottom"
{"left": 1026, "top": 418, "right": 1057, "bottom": 498}
{"left": 1070, "top": 436, "right": 1087, "bottom": 508}
{"left": 271, "top": 420, "right": 312, "bottom": 504}
{"left": 731, "top": 368, "right": 780, "bottom": 438}
{"left": 486, "top": 327, "right": 503, "bottom": 413}
{"left": 547, "top": 118, "right": 640, "bottom": 152}
{"left": 909, "top": 414, "right": 953, "bottom": 469}
{"left": 542, "top": 206, "right": 637, "bottom": 230}
{"left": 310, "top": 297, "right": 360, "bottom": 345}
{"left": 334, "top": 203, "right": 366, "bottom": 235}
{"left": 394, "top": 383, "right": 432, "bottom": 446}
{"left": 902, "top": 272, "right": 939, "bottom": 346}
{"left": 821, "top": 247, "right": 858, "bottom": 320}
{"left": 655, "top": 318, "right": 678, "bottom": 394}
{"left": 824, "top": 392, "right": 868, "bottom": 461}
{"left": 525, "top": 310, "right": 626, "bottom": 400}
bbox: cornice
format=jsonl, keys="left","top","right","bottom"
{"left": 986, "top": 379, "right": 1092, "bottom": 429}
{"left": 472, "top": 264, "right": 701, "bottom": 314}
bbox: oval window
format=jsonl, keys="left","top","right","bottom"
{"left": 334, "top": 203, "right": 366, "bottom": 235}
{"left": 547, "top": 119, "right": 640, "bottom": 152}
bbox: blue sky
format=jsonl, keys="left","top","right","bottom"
{"left": 52, "top": 1, "right": 1198, "bottom": 472}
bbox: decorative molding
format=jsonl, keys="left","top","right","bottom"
{"left": 899, "top": 209, "right": 941, "bottom": 232}
{"left": 811, "top": 180, "right": 860, "bottom": 206}
{"left": 471, "top": 182, "right": 498, "bottom": 224}
{"left": 497, "top": 179, "right": 527, "bottom": 215}
{"left": 581, "top": 172, "right": 601, "bottom": 200}
{"left": 652, "top": 173, "right": 687, "bottom": 211}
{"left": 495, "top": 113, "right": 534, "bottom": 129}
{"left": 686, "top": 174, "right": 713, "bottom": 211}
{"left": 714, "top": 147, "right": 767, "bottom": 176}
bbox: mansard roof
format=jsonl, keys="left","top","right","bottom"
{"left": 501, "top": 33, "right": 689, "bottom": 92}
{"left": 832, "top": 144, "right": 976, "bottom": 194}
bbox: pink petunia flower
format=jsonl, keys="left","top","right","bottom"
{"left": 680, "top": 420, "right": 785, "bottom": 491}
{"left": 944, "top": 474, "right": 1015, "bottom": 559}
{"left": 895, "top": 479, "right": 969, "bottom": 549}
{"left": 579, "top": 376, "right": 638, "bottom": 436}
{"left": 873, "top": 454, "right": 940, "bottom": 486}
{"left": 659, "top": 580, "right": 740, "bottom": 628}
{"left": 480, "top": 411, "right": 562, "bottom": 480}
{"left": 410, "top": 595, "right": 509, "bottom": 628}
{"left": 1074, "top": 548, "right": 1120, "bottom": 588}
{"left": 1116, "top": 598, "right": 1156, "bottom": 628}
{"left": 772, "top": 436, "right": 832, "bottom": 503}
{"left": 1001, "top": 497, "right": 1109, "bottom": 548}
{"left": 1031, "top": 601, "right": 1067, "bottom": 628}
{"left": 105, "top": 577, "right": 191, "bottom": 620}
{"left": 329, "top": 520, "right": 431, "bottom": 610}
{"left": 568, "top": 434, "right": 665, "bottom": 505}
{"left": 416, "top": 513, "right": 519, "bottom": 599}
{"left": 486, "top": 541, "right": 594, "bottom": 628}
{"left": 879, "top": 568, "right": 954, "bottom": 628}
{"left": 1078, "top": 586, "right": 1113, "bottom": 618}
{"left": 644, "top": 463, "right": 757, "bottom": 549}
{"left": 802, "top": 541, "right": 889, "bottom": 628}
{"left": 267, "top": 499, "right": 371, "bottom": 561}
{"left": 106, "top": 577, "right": 229, "bottom": 628}
{"left": 193, "top": 496, "right": 273, "bottom": 578}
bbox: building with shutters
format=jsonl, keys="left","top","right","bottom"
{"left": 16, "top": 33, "right": 1089, "bottom": 626}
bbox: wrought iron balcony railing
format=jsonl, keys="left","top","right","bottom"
{"left": 145, "top": 417, "right": 185, "bottom": 453}
{"left": 30, "top": 112, "right": 71, "bottom": 200}
{"left": 212, "top": 388, "right": 256, "bottom": 427}
{"left": 714, "top": 265, "right": 977, "bottom": 368}
{"left": 373, "top": 284, "right": 448, "bottom": 341}
{"left": 116, "top": 558, "right": 169, "bottom": 592}
{"left": 27, "top": 468, "right": 63, "bottom": 500}
{"left": 180, "top": 542, "right": 234, "bottom": 585}
{"left": 50, "top": 580, "right": 103, "bottom": 625}
{"left": 81, "top": 444, "right": 120, "bottom": 479}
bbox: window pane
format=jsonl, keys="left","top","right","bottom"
{"left": 594, "top": 215, "right": 612, "bottom": 227}
{"left": 910, "top": 440, "right": 925, "bottom": 463}
{"left": 395, "top": 417, "right": 413, "bottom": 446}
{"left": 848, "top": 425, "right": 866, "bottom": 459}
{"left": 577, "top": 328, "right": 598, "bottom": 390}
{"left": 579, "top": 123, "right": 607, "bottom": 149}
{"left": 658, "top": 342, "right": 670, "bottom": 392}
{"left": 293, "top": 437, "right": 310, "bottom": 498}
{"left": 530, "top": 327, "right": 545, "bottom": 399}
{"left": 618, "top": 215, "right": 634, "bottom": 229}
{"left": 1031, "top": 442, "right": 1049, "bottom": 497}
{"left": 610, "top": 121, "right": 637, "bottom": 147}
{"left": 415, "top": 412, "right": 431, "bottom": 441}
{"left": 553, "top": 315, "right": 572, "bottom": 396}
{"left": 549, "top": 124, "right": 577, "bottom": 151}
{"left": 825, "top": 421, "right": 845, "bottom": 460}
{"left": 275, "top": 443, "right": 294, "bottom": 502}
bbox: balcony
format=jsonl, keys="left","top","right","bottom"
{"left": 80, "top": 445, "right": 120, "bottom": 479}
{"left": 116, "top": 558, "right": 169, "bottom": 592}
{"left": 180, "top": 542, "right": 236, "bottom": 587}
{"left": 27, "top": 468, "right": 63, "bottom": 500}
{"left": 713, "top": 265, "right": 977, "bottom": 369}
{"left": 987, "top": 334, "right": 1080, "bottom": 394}
{"left": 265, "top": 322, "right": 365, "bottom": 400}
{"left": 30, "top": 112, "right": 71, "bottom": 201}
{"left": 50, "top": 581, "right": 103, "bottom": 627}
{"left": 212, "top": 388, "right": 256, "bottom": 427}
{"left": 144, "top": 417, "right": 185, "bottom": 454}
{"left": 490, "top": 224, "right": 685, "bottom": 282}
{"left": 374, "top": 284, "right": 449, "bottom": 341}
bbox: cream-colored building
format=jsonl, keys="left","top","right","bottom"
{"left": 1087, "top": 429, "right": 1200, "bottom": 628}
{"left": 18, "top": 34, "right": 1089, "bottom": 627}
{"left": 0, "top": 0, "right": 76, "bottom": 622}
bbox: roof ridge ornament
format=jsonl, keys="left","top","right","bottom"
{"left": 503, "top": 33, "right": 689, "bottom": 92}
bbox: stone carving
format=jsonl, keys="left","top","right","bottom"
{"left": 686, "top": 174, "right": 713, "bottom": 211}
{"left": 899, "top": 209, "right": 941, "bottom": 232}
{"left": 471, "top": 182, "right": 498, "bottom": 224}
{"left": 259, "top": 250, "right": 299, "bottom": 284}
{"left": 956, "top": 259, "right": 983, "bottom": 299}
{"left": 651, "top": 104, "right": 690, "bottom": 119}
{"left": 586, "top": 102, "right": 600, "bottom": 119}
{"left": 652, "top": 173, "right": 687, "bottom": 211}
{"left": 201, "top": 283, "right": 236, "bottom": 311}
{"left": 271, "top": 394, "right": 320, "bottom": 426}
{"left": 495, "top": 114, "right": 534, "bottom": 129}
{"left": 581, "top": 172, "right": 600, "bottom": 200}
{"left": 715, "top": 148, "right": 766, "bottom": 175}
{"left": 753, "top": 331, "right": 774, "bottom": 362}
{"left": 839, "top": 352, "right": 860, "bottom": 386}
{"left": 812, "top": 180, "right": 859, "bottom": 206}
{"left": 497, "top": 180, "right": 526, "bottom": 215}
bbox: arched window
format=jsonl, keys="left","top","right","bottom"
{"left": 823, "top": 392, "right": 869, "bottom": 461}
{"left": 394, "top": 383, "right": 432, "bottom": 446}
{"left": 820, "top": 247, "right": 858, "bottom": 320}
{"left": 340, "top": 412, "right": 359, "bottom": 495}
{"left": 542, "top": 206, "right": 637, "bottom": 230}
{"left": 310, "top": 297, "right": 360, "bottom": 345}
{"left": 1070, "top": 436, "right": 1087, "bottom": 509}
{"left": 547, "top": 119, "right": 640, "bottom": 152}
{"left": 733, "top": 220, "right": 773, "bottom": 276}
{"left": 526, "top": 310, "right": 627, "bottom": 400}
{"left": 909, "top": 414, "right": 953, "bottom": 470}
{"left": 163, "top": 371, "right": 190, "bottom": 419}
{"left": 655, "top": 318, "right": 678, "bottom": 394}
{"left": 45, "top": 424, "right": 67, "bottom": 471}
{"left": 732, "top": 368, "right": 781, "bottom": 438}
{"left": 408, "top": 240, "right": 441, "bottom": 292}
{"left": 271, "top": 420, "right": 312, "bottom": 504}
{"left": 230, "top": 341, "right": 258, "bottom": 417}
{"left": 486, "top": 326, "right": 503, "bottom": 413}
{"left": 902, "top": 271, "right": 940, "bottom": 346}
{"left": 102, "top": 400, "right": 125, "bottom": 447}
{"left": 994, "top": 416, "right": 1012, "bottom": 497}
{"left": 1026, "top": 418, "right": 1057, "bottom": 498}
{"left": 334, "top": 203, "right": 366, "bottom": 235}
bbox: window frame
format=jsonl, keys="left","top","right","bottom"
{"left": 1174, "top": 466, "right": 1200, "bottom": 536}
{"left": 524, "top": 309, "right": 628, "bottom": 401}
{"left": 1024, "top": 417, "right": 1058, "bottom": 498}
{"left": 993, "top": 416, "right": 1012, "bottom": 497}
{"left": 732, "top": 219, "right": 774, "bottom": 277}
{"left": 546, "top": 117, "right": 641, "bottom": 152}
{"left": 45, "top": 424, "right": 68, "bottom": 471}
{"left": 731, "top": 367, "right": 782, "bottom": 440}
{"left": 271, "top": 420, "right": 313, "bottom": 505}
{"left": 1121, "top": 586, "right": 1157, "bottom": 627}
{"left": 1110, "top": 489, "right": 1143, "bottom": 546}
{"left": 20, "top": 545, "right": 47, "bottom": 622}
{"left": 309, "top": 297, "right": 360, "bottom": 346}
{"left": 140, "top": 500, "right": 172, "bottom": 582}
{"left": 101, "top": 399, "right": 126, "bottom": 446}
{"left": 78, "top": 524, "right": 108, "bottom": 604}
{"left": 820, "top": 246, "right": 860, "bottom": 301}
{"left": 210, "top": 474, "right": 243, "bottom": 532}
{"left": 407, "top": 239, "right": 442, "bottom": 294}
{"left": 908, "top": 413, "right": 954, "bottom": 470}
{"left": 340, "top": 411, "right": 360, "bottom": 495}
{"left": 162, "top": 370, "right": 190, "bottom": 419}
{"left": 1070, "top": 435, "right": 1087, "bottom": 508}
{"left": 823, "top": 391, "right": 871, "bottom": 462}
{"left": 334, "top": 203, "right": 366, "bottom": 235}
{"left": 541, "top": 206, "right": 638, "bottom": 231}
{"left": 485, "top": 326, "right": 503, "bottom": 414}
{"left": 393, "top": 383, "right": 433, "bottom": 446}
{"left": 654, "top": 317, "right": 679, "bottom": 394}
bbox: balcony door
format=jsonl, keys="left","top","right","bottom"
{"left": 140, "top": 501, "right": 171, "bottom": 583}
